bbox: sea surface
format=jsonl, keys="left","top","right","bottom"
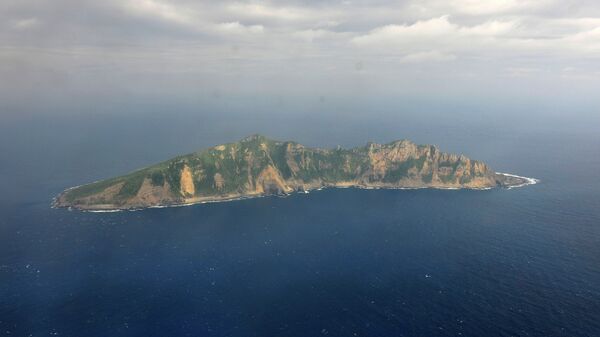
{"left": 1, "top": 104, "right": 600, "bottom": 336}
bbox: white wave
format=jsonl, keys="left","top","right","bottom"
{"left": 496, "top": 172, "right": 540, "bottom": 189}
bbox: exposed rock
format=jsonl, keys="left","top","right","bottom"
{"left": 179, "top": 165, "right": 195, "bottom": 197}
{"left": 214, "top": 173, "right": 225, "bottom": 190}
{"left": 129, "top": 178, "right": 173, "bottom": 207}
{"left": 255, "top": 165, "right": 292, "bottom": 194}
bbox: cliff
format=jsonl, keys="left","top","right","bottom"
{"left": 54, "top": 135, "right": 529, "bottom": 210}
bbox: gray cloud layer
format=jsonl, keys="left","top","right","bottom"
{"left": 1, "top": 0, "right": 600, "bottom": 110}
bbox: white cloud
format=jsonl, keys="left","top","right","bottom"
{"left": 293, "top": 29, "right": 338, "bottom": 42}
{"left": 352, "top": 16, "right": 516, "bottom": 46}
{"left": 224, "top": 2, "right": 329, "bottom": 24}
{"left": 352, "top": 17, "right": 455, "bottom": 45}
{"left": 459, "top": 20, "right": 516, "bottom": 36}
{"left": 554, "top": 26, "right": 600, "bottom": 57}
{"left": 12, "top": 18, "right": 38, "bottom": 29}
{"left": 399, "top": 51, "right": 456, "bottom": 63}
{"left": 564, "top": 26, "right": 600, "bottom": 46}
{"left": 350, "top": 16, "right": 521, "bottom": 60}
{"left": 505, "top": 67, "right": 542, "bottom": 77}
{"left": 350, "top": 14, "right": 600, "bottom": 60}
{"left": 122, "top": 0, "right": 195, "bottom": 26}
{"left": 447, "top": 0, "right": 553, "bottom": 15}
{"left": 216, "top": 22, "right": 264, "bottom": 34}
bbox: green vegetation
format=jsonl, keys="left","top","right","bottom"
{"left": 150, "top": 171, "right": 165, "bottom": 186}
{"left": 383, "top": 156, "right": 427, "bottom": 183}
{"left": 116, "top": 171, "right": 146, "bottom": 199}
{"left": 64, "top": 177, "right": 122, "bottom": 202}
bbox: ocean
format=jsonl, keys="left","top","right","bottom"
{"left": 1, "top": 102, "right": 599, "bottom": 336}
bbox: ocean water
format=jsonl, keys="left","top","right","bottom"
{"left": 1, "top": 105, "right": 600, "bottom": 336}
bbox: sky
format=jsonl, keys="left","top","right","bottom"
{"left": 1, "top": 0, "right": 600, "bottom": 117}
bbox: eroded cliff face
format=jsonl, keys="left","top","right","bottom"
{"left": 55, "top": 135, "right": 510, "bottom": 210}
{"left": 179, "top": 165, "right": 195, "bottom": 197}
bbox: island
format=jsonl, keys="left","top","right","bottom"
{"left": 54, "top": 134, "right": 536, "bottom": 210}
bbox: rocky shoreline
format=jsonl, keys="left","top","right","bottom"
{"left": 53, "top": 172, "right": 537, "bottom": 212}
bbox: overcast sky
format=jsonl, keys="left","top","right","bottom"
{"left": 2, "top": 0, "right": 600, "bottom": 114}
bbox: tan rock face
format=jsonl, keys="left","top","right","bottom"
{"left": 214, "top": 173, "right": 225, "bottom": 190}
{"left": 284, "top": 143, "right": 307, "bottom": 176}
{"left": 365, "top": 141, "right": 429, "bottom": 181}
{"left": 386, "top": 140, "right": 421, "bottom": 162}
{"left": 132, "top": 178, "right": 173, "bottom": 206}
{"left": 180, "top": 165, "right": 195, "bottom": 197}
{"left": 473, "top": 161, "right": 488, "bottom": 175}
{"left": 229, "top": 145, "right": 237, "bottom": 161}
{"left": 255, "top": 165, "right": 292, "bottom": 194}
{"left": 367, "top": 148, "right": 388, "bottom": 179}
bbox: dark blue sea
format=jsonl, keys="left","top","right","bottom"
{"left": 1, "top": 102, "right": 600, "bottom": 336}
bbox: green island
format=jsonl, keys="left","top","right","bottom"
{"left": 54, "top": 134, "right": 535, "bottom": 210}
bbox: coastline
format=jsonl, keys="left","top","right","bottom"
{"left": 53, "top": 172, "right": 539, "bottom": 212}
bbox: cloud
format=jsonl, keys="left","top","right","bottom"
{"left": 1, "top": 0, "right": 600, "bottom": 104}
{"left": 293, "top": 29, "right": 340, "bottom": 42}
{"left": 352, "top": 16, "right": 516, "bottom": 45}
{"left": 505, "top": 67, "right": 542, "bottom": 77}
{"left": 11, "top": 17, "right": 39, "bottom": 29}
{"left": 216, "top": 22, "right": 265, "bottom": 34}
{"left": 350, "top": 13, "right": 600, "bottom": 60}
{"left": 121, "top": 0, "right": 195, "bottom": 26}
{"left": 399, "top": 51, "right": 456, "bottom": 63}
{"left": 225, "top": 3, "right": 309, "bottom": 22}
{"left": 461, "top": 20, "right": 516, "bottom": 36}
{"left": 352, "top": 17, "right": 456, "bottom": 45}
{"left": 447, "top": 0, "right": 553, "bottom": 15}
{"left": 563, "top": 26, "right": 600, "bottom": 52}
{"left": 350, "top": 16, "right": 520, "bottom": 60}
